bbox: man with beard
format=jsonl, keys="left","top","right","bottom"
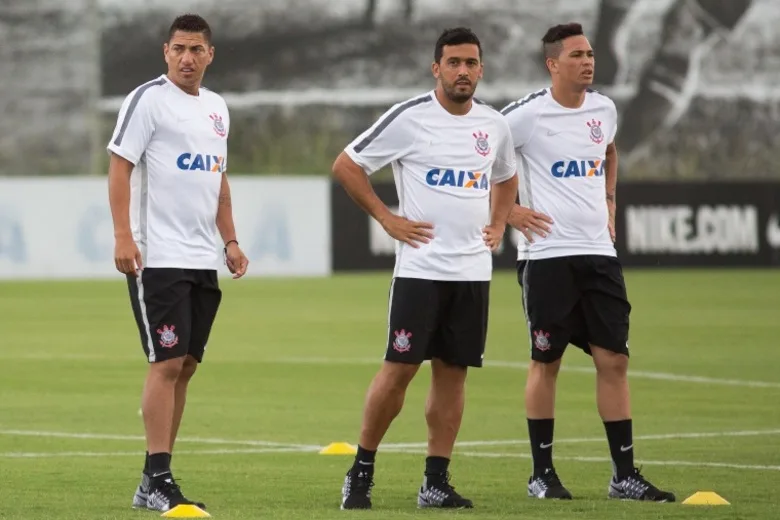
{"left": 332, "top": 26, "right": 519, "bottom": 511}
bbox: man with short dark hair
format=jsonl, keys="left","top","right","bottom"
{"left": 107, "top": 13, "right": 248, "bottom": 513}
{"left": 501, "top": 23, "right": 675, "bottom": 502}
{"left": 333, "top": 26, "right": 518, "bottom": 510}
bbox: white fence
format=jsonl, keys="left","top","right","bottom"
{"left": 0, "top": 176, "right": 331, "bottom": 280}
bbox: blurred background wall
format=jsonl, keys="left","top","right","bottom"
{"left": 2, "top": 0, "right": 778, "bottom": 179}
{"left": 0, "top": 0, "right": 778, "bottom": 277}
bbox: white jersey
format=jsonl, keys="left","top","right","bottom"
{"left": 107, "top": 74, "right": 229, "bottom": 270}
{"left": 346, "top": 90, "right": 517, "bottom": 281}
{"left": 502, "top": 88, "right": 618, "bottom": 260}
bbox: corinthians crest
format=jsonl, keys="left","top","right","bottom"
{"left": 473, "top": 131, "right": 491, "bottom": 157}
{"left": 533, "top": 330, "right": 551, "bottom": 352}
{"left": 586, "top": 119, "right": 604, "bottom": 144}
{"left": 157, "top": 325, "right": 179, "bottom": 348}
{"left": 392, "top": 329, "right": 412, "bottom": 353}
{"left": 210, "top": 113, "right": 226, "bottom": 137}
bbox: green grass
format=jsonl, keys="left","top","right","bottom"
{"left": 1, "top": 269, "right": 779, "bottom": 519}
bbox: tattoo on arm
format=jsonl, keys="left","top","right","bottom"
{"left": 606, "top": 194, "right": 615, "bottom": 203}
{"left": 219, "top": 193, "right": 231, "bottom": 207}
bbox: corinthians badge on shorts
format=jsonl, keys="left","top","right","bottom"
{"left": 533, "top": 329, "right": 551, "bottom": 352}
{"left": 392, "top": 329, "right": 412, "bottom": 353}
{"left": 157, "top": 325, "right": 179, "bottom": 348}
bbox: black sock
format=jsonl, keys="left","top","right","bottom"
{"left": 528, "top": 418, "right": 555, "bottom": 476}
{"left": 604, "top": 419, "right": 634, "bottom": 479}
{"left": 351, "top": 445, "right": 376, "bottom": 476}
{"left": 148, "top": 452, "right": 172, "bottom": 478}
{"left": 425, "top": 456, "right": 450, "bottom": 479}
{"left": 143, "top": 451, "right": 150, "bottom": 475}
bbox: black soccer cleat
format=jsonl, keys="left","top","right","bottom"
{"left": 145, "top": 473, "right": 207, "bottom": 512}
{"left": 527, "top": 467, "right": 573, "bottom": 499}
{"left": 341, "top": 469, "right": 374, "bottom": 510}
{"left": 131, "top": 472, "right": 150, "bottom": 509}
{"left": 417, "top": 473, "right": 473, "bottom": 509}
{"left": 608, "top": 467, "right": 676, "bottom": 502}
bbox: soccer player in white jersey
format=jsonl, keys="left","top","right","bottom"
{"left": 107, "top": 14, "right": 248, "bottom": 513}
{"left": 332, "top": 27, "right": 518, "bottom": 510}
{"left": 501, "top": 23, "right": 675, "bottom": 502}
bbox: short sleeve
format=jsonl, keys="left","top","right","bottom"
{"left": 500, "top": 92, "right": 542, "bottom": 150}
{"left": 220, "top": 102, "right": 230, "bottom": 172}
{"left": 344, "top": 98, "right": 425, "bottom": 175}
{"left": 107, "top": 84, "right": 159, "bottom": 165}
{"left": 608, "top": 100, "right": 618, "bottom": 144}
{"left": 220, "top": 100, "right": 231, "bottom": 139}
{"left": 491, "top": 118, "right": 517, "bottom": 184}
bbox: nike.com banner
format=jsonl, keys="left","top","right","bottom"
{"left": 331, "top": 181, "right": 780, "bottom": 270}
{"left": 615, "top": 182, "right": 780, "bottom": 267}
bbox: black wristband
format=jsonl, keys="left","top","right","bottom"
{"left": 223, "top": 240, "right": 238, "bottom": 265}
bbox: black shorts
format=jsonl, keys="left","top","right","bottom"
{"left": 517, "top": 255, "right": 631, "bottom": 363}
{"left": 126, "top": 268, "right": 222, "bottom": 364}
{"left": 385, "top": 277, "right": 489, "bottom": 368}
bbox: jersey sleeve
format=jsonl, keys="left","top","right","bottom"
{"left": 500, "top": 96, "right": 539, "bottom": 150}
{"left": 107, "top": 88, "right": 157, "bottom": 165}
{"left": 344, "top": 102, "right": 419, "bottom": 175}
{"left": 607, "top": 99, "right": 618, "bottom": 144}
{"left": 491, "top": 118, "right": 518, "bottom": 184}
{"left": 221, "top": 102, "right": 230, "bottom": 172}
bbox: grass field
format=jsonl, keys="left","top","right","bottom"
{"left": 1, "top": 269, "right": 779, "bottom": 519}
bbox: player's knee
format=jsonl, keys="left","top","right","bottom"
{"left": 431, "top": 357, "right": 468, "bottom": 382}
{"left": 592, "top": 347, "right": 629, "bottom": 377}
{"left": 377, "top": 361, "right": 419, "bottom": 391}
{"left": 528, "top": 358, "right": 562, "bottom": 380}
{"left": 149, "top": 356, "right": 187, "bottom": 381}
{"left": 178, "top": 355, "right": 199, "bottom": 382}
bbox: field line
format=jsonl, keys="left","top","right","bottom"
{"left": 271, "top": 356, "right": 780, "bottom": 389}
{"left": 383, "top": 428, "right": 780, "bottom": 449}
{"left": 4, "top": 353, "right": 777, "bottom": 389}
{"left": 3, "top": 446, "right": 778, "bottom": 472}
{"left": 392, "top": 449, "right": 780, "bottom": 472}
{"left": 0, "top": 447, "right": 313, "bottom": 458}
{"left": 0, "top": 429, "right": 318, "bottom": 450}
{"left": 4, "top": 427, "right": 779, "bottom": 451}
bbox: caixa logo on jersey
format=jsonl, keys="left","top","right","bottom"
{"left": 551, "top": 160, "right": 604, "bottom": 178}
{"left": 426, "top": 168, "right": 488, "bottom": 190}
{"left": 176, "top": 153, "right": 225, "bottom": 173}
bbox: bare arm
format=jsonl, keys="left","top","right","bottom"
{"left": 605, "top": 141, "right": 618, "bottom": 241}
{"left": 216, "top": 172, "right": 237, "bottom": 244}
{"left": 490, "top": 174, "right": 519, "bottom": 228}
{"left": 108, "top": 152, "right": 142, "bottom": 275}
{"left": 482, "top": 174, "right": 520, "bottom": 251}
{"left": 507, "top": 204, "right": 525, "bottom": 231}
{"left": 507, "top": 203, "right": 554, "bottom": 243}
{"left": 332, "top": 151, "right": 433, "bottom": 248}
{"left": 605, "top": 141, "right": 618, "bottom": 207}
{"left": 332, "top": 152, "right": 395, "bottom": 226}
{"left": 216, "top": 172, "right": 248, "bottom": 278}
{"left": 108, "top": 153, "right": 134, "bottom": 240}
